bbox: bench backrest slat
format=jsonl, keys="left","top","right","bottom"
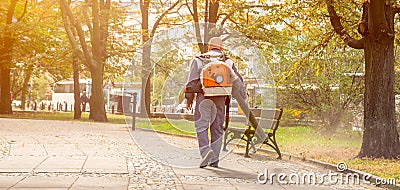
{"left": 250, "top": 108, "right": 282, "bottom": 120}
{"left": 246, "top": 108, "right": 283, "bottom": 130}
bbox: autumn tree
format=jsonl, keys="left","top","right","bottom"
{"left": 325, "top": 0, "right": 400, "bottom": 158}
{"left": 13, "top": 0, "right": 72, "bottom": 111}
{"left": 60, "top": 0, "right": 112, "bottom": 122}
{"left": 139, "top": 0, "right": 181, "bottom": 117}
{"left": 0, "top": 0, "right": 25, "bottom": 114}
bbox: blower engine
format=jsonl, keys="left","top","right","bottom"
{"left": 200, "top": 61, "right": 236, "bottom": 96}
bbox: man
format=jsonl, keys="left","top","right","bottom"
{"left": 185, "top": 37, "right": 245, "bottom": 168}
{"left": 80, "top": 91, "right": 89, "bottom": 112}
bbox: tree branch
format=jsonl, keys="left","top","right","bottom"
{"left": 150, "top": 0, "right": 180, "bottom": 38}
{"left": 6, "top": 0, "right": 18, "bottom": 25}
{"left": 326, "top": 0, "right": 364, "bottom": 49}
{"left": 17, "top": 0, "right": 28, "bottom": 22}
{"left": 140, "top": 0, "right": 150, "bottom": 43}
{"left": 82, "top": 0, "right": 93, "bottom": 40}
{"left": 184, "top": 0, "right": 194, "bottom": 18}
{"left": 99, "top": 0, "right": 111, "bottom": 62}
{"left": 60, "top": 0, "right": 96, "bottom": 69}
{"left": 91, "top": 0, "right": 101, "bottom": 58}
{"left": 190, "top": 0, "right": 205, "bottom": 52}
{"left": 221, "top": 4, "right": 279, "bottom": 27}
{"left": 394, "top": 5, "right": 400, "bottom": 14}
{"left": 281, "top": 19, "right": 302, "bottom": 33}
{"left": 60, "top": 0, "right": 88, "bottom": 68}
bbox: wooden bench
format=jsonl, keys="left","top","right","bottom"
{"left": 222, "top": 108, "right": 283, "bottom": 159}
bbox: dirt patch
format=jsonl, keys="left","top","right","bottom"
{"left": 279, "top": 144, "right": 359, "bottom": 161}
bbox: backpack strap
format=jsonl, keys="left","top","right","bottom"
{"left": 197, "top": 52, "right": 228, "bottom": 64}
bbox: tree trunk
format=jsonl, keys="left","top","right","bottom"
{"left": 207, "top": 0, "right": 219, "bottom": 40}
{"left": 60, "top": 0, "right": 109, "bottom": 122}
{"left": 327, "top": 0, "right": 400, "bottom": 159}
{"left": 359, "top": 34, "right": 400, "bottom": 158}
{"left": 73, "top": 56, "right": 81, "bottom": 119}
{"left": 140, "top": 0, "right": 151, "bottom": 117}
{"left": 0, "top": 66, "right": 12, "bottom": 114}
{"left": 20, "top": 65, "right": 33, "bottom": 110}
{"left": 141, "top": 43, "right": 151, "bottom": 117}
{"left": 0, "top": 0, "right": 18, "bottom": 115}
{"left": 89, "top": 67, "right": 107, "bottom": 122}
{"left": 192, "top": 0, "right": 205, "bottom": 53}
{"left": 0, "top": 35, "right": 13, "bottom": 114}
{"left": 358, "top": 4, "right": 400, "bottom": 158}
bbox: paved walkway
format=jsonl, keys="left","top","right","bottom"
{"left": 0, "top": 118, "right": 381, "bottom": 189}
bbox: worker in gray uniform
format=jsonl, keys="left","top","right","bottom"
{"left": 185, "top": 37, "right": 246, "bottom": 168}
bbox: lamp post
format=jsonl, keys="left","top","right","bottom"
{"left": 129, "top": 92, "right": 137, "bottom": 130}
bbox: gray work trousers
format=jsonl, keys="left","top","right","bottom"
{"left": 194, "top": 93, "right": 226, "bottom": 164}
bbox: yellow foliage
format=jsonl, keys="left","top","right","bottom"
{"left": 285, "top": 108, "right": 310, "bottom": 119}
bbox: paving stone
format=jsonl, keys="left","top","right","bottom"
{"left": 0, "top": 156, "right": 47, "bottom": 173}
{"left": 34, "top": 156, "right": 86, "bottom": 173}
{"left": 82, "top": 156, "right": 127, "bottom": 174}
{"left": 8, "top": 144, "right": 47, "bottom": 156}
{"left": 0, "top": 175, "right": 26, "bottom": 188}
{"left": 43, "top": 144, "right": 85, "bottom": 156}
{"left": 70, "top": 176, "right": 128, "bottom": 189}
{"left": 3, "top": 136, "right": 39, "bottom": 144}
{"left": 12, "top": 175, "right": 75, "bottom": 188}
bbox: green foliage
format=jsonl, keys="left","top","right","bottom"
{"left": 30, "top": 74, "right": 50, "bottom": 101}
{"left": 222, "top": 1, "right": 365, "bottom": 132}
{"left": 103, "top": 2, "right": 138, "bottom": 84}
{"left": 151, "top": 45, "right": 186, "bottom": 106}
{"left": 1, "top": 0, "right": 73, "bottom": 101}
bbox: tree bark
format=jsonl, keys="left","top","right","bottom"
{"left": 141, "top": 44, "right": 151, "bottom": 117}
{"left": 140, "top": 0, "right": 151, "bottom": 117}
{"left": 87, "top": 0, "right": 108, "bottom": 122}
{"left": 358, "top": 3, "right": 400, "bottom": 158}
{"left": 89, "top": 67, "right": 107, "bottom": 122}
{"left": 205, "top": 0, "right": 219, "bottom": 44}
{"left": 192, "top": 0, "right": 205, "bottom": 53}
{"left": 0, "top": 67, "right": 12, "bottom": 114}
{"left": 73, "top": 56, "right": 81, "bottom": 119}
{"left": 192, "top": 0, "right": 220, "bottom": 52}
{"left": 20, "top": 64, "right": 33, "bottom": 110}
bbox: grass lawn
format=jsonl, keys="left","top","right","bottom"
{"left": 276, "top": 126, "right": 400, "bottom": 182}
{"left": 0, "top": 111, "right": 399, "bottom": 182}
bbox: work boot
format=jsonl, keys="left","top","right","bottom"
{"left": 200, "top": 150, "right": 214, "bottom": 168}
{"left": 208, "top": 161, "right": 219, "bottom": 168}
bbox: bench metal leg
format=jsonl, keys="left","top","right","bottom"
{"left": 266, "top": 133, "right": 282, "bottom": 159}
{"left": 245, "top": 135, "right": 251, "bottom": 157}
{"left": 244, "top": 130, "right": 253, "bottom": 158}
{"left": 223, "top": 131, "right": 229, "bottom": 151}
